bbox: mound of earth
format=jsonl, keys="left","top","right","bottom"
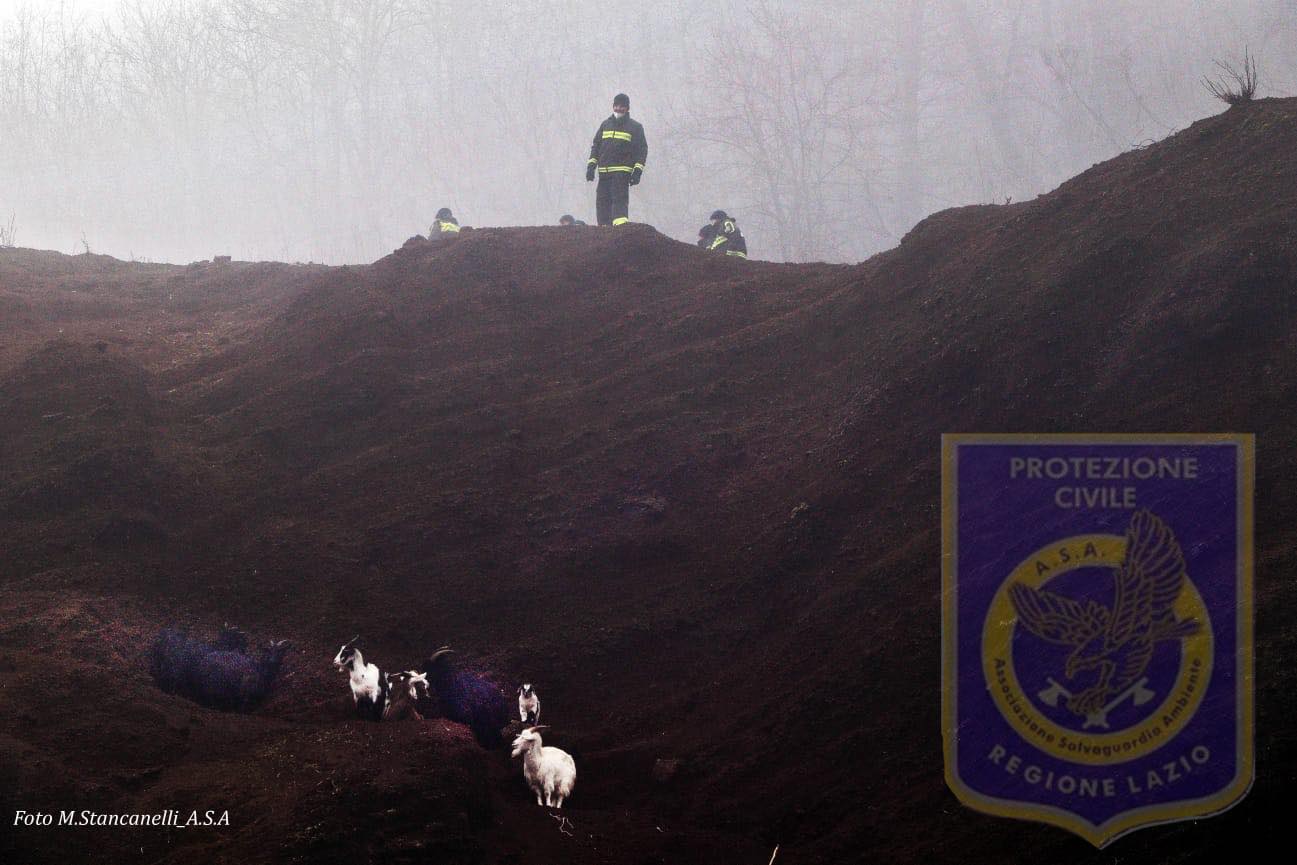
{"left": 1, "top": 98, "right": 1296, "bottom": 864}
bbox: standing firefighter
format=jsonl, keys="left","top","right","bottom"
{"left": 706, "top": 210, "right": 747, "bottom": 259}
{"left": 586, "top": 93, "right": 647, "bottom": 226}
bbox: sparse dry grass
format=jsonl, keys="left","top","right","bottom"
{"left": 1204, "top": 49, "right": 1259, "bottom": 105}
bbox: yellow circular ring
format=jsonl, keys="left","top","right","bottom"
{"left": 982, "top": 533, "right": 1213, "bottom": 766}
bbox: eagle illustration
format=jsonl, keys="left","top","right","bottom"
{"left": 1009, "top": 509, "right": 1201, "bottom": 720}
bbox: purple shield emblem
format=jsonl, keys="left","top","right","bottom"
{"left": 942, "top": 434, "right": 1254, "bottom": 846}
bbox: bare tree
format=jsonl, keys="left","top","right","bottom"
{"left": 671, "top": 1, "right": 883, "bottom": 261}
{"left": 894, "top": 0, "right": 929, "bottom": 235}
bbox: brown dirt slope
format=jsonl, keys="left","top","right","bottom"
{"left": 1, "top": 97, "right": 1295, "bottom": 864}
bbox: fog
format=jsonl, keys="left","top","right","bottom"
{"left": 0, "top": 0, "right": 1292, "bottom": 264}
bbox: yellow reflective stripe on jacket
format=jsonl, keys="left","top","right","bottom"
{"left": 709, "top": 234, "right": 728, "bottom": 250}
{"left": 439, "top": 222, "right": 460, "bottom": 233}
{"left": 633, "top": 163, "right": 644, "bottom": 170}
{"left": 612, "top": 217, "right": 629, "bottom": 225}
{"left": 598, "top": 165, "right": 634, "bottom": 173}
{"left": 601, "top": 130, "right": 633, "bottom": 141}
{"left": 725, "top": 250, "right": 747, "bottom": 258}
{"left": 587, "top": 157, "right": 597, "bottom": 164}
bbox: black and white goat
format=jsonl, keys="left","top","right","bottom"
{"left": 149, "top": 627, "right": 290, "bottom": 712}
{"left": 511, "top": 726, "right": 576, "bottom": 808}
{"left": 382, "top": 670, "right": 430, "bottom": 721}
{"left": 422, "top": 646, "right": 511, "bottom": 748}
{"left": 332, "top": 636, "right": 388, "bottom": 721}
{"left": 517, "top": 683, "right": 540, "bottom": 725}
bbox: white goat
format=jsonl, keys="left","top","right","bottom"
{"left": 511, "top": 726, "right": 576, "bottom": 808}
{"left": 333, "top": 636, "right": 386, "bottom": 721}
{"left": 517, "top": 683, "right": 540, "bottom": 724}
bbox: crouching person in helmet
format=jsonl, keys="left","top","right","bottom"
{"left": 431, "top": 207, "right": 462, "bottom": 238}
{"left": 697, "top": 221, "right": 716, "bottom": 249}
{"left": 705, "top": 210, "right": 747, "bottom": 259}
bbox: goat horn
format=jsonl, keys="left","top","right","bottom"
{"left": 427, "top": 647, "right": 454, "bottom": 661}
{"left": 530, "top": 725, "right": 550, "bottom": 732}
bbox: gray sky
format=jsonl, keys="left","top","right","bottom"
{"left": 0, "top": 0, "right": 121, "bottom": 19}
{"left": 0, "top": 1, "right": 1291, "bottom": 264}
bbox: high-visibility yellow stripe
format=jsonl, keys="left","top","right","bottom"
{"left": 709, "top": 234, "right": 728, "bottom": 249}
{"left": 439, "top": 222, "right": 460, "bottom": 233}
{"left": 633, "top": 163, "right": 644, "bottom": 170}
{"left": 601, "top": 130, "right": 633, "bottom": 141}
{"left": 588, "top": 157, "right": 597, "bottom": 164}
{"left": 725, "top": 250, "right": 747, "bottom": 258}
{"left": 612, "top": 217, "right": 629, "bottom": 225}
{"left": 598, "top": 165, "right": 634, "bottom": 173}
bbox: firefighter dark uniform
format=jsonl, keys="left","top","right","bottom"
{"left": 586, "top": 93, "right": 647, "bottom": 226}
{"left": 707, "top": 210, "right": 748, "bottom": 259}
{"left": 431, "top": 207, "right": 461, "bottom": 238}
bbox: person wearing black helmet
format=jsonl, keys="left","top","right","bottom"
{"left": 705, "top": 210, "right": 748, "bottom": 259}
{"left": 586, "top": 93, "right": 648, "bottom": 226}
{"left": 431, "top": 207, "right": 461, "bottom": 237}
{"left": 697, "top": 221, "right": 716, "bottom": 249}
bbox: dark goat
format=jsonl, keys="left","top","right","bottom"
{"left": 149, "top": 628, "right": 290, "bottom": 712}
{"left": 150, "top": 628, "right": 205, "bottom": 694}
{"left": 422, "top": 647, "right": 511, "bottom": 748}
{"left": 213, "top": 623, "right": 250, "bottom": 653}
